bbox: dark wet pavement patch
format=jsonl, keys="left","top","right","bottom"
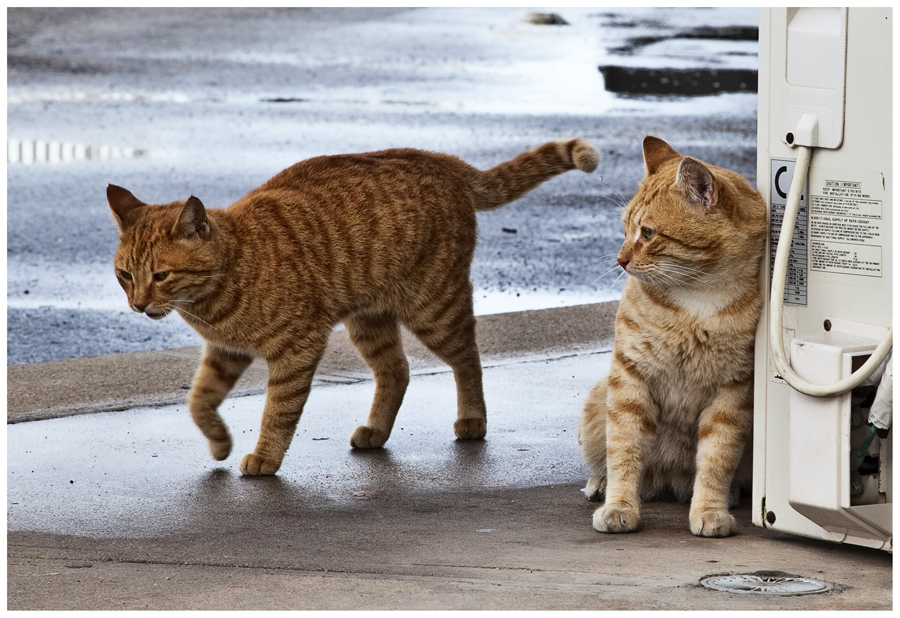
{"left": 598, "top": 66, "right": 757, "bottom": 97}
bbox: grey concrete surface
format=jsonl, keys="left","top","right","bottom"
{"left": 7, "top": 303, "right": 892, "bottom": 610}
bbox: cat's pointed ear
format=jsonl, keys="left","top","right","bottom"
{"left": 107, "top": 184, "right": 146, "bottom": 232}
{"left": 173, "top": 196, "right": 211, "bottom": 241}
{"left": 674, "top": 157, "right": 718, "bottom": 213}
{"left": 642, "top": 136, "right": 681, "bottom": 175}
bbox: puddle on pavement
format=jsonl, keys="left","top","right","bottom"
{"left": 597, "top": 21, "right": 758, "bottom": 98}
{"left": 598, "top": 66, "right": 757, "bottom": 97}
{"left": 8, "top": 139, "right": 144, "bottom": 164}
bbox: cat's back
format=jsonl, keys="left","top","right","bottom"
{"left": 223, "top": 148, "right": 479, "bottom": 237}
{"left": 257, "top": 148, "right": 475, "bottom": 200}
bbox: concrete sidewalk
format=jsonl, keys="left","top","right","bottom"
{"left": 7, "top": 303, "right": 892, "bottom": 610}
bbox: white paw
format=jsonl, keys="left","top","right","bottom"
{"left": 592, "top": 503, "right": 641, "bottom": 533}
{"left": 689, "top": 509, "right": 737, "bottom": 537}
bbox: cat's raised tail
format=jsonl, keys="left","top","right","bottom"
{"left": 473, "top": 138, "right": 599, "bottom": 211}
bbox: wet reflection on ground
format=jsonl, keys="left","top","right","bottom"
{"left": 8, "top": 139, "right": 144, "bottom": 164}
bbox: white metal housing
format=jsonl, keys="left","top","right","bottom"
{"left": 754, "top": 7, "right": 892, "bottom": 551}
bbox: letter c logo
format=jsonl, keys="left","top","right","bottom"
{"left": 774, "top": 165, "right": 788, "bottom": 199}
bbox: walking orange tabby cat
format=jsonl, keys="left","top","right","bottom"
{"left": 578, "top": 136, "right": 765, "bottom": 537}
{"left": 109, "top": 140, "right": 598, "bottom": 475}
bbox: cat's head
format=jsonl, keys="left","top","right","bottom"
{"left": 616, "top": 136, "right": 765, "bottom": 290}
{"left": 107, "top": 184, "right": 223, "bottom": 320}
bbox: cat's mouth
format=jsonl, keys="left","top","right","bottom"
{"left": 141, "top": 308, "right": 171, "bottom": 320}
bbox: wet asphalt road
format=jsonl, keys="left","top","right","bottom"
{"left": 7, "top": 7, "right": 759, "bottom": 364}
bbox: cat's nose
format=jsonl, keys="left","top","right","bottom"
{"left": 132, "top": 301, "right": 147, "bottom": 312}
{"left": 617, "top": 256, "right": 629, "bottom": 270}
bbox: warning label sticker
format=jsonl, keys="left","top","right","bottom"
{"left": 769, "top": 158, "right": 808, "bottom": 305}
{"left": 809, "top": 177, "right": 884, "bottom": 277}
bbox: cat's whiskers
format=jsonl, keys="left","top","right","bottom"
{"left": 656, "top": 261, "right": 713, "bottom": 289}
{"left": 170, "top": 303, "right": 223, "bottom": 333}
{"left": 588, "top": 175, "right": 631, "bottom": 211}
{"left": 594, "top": 264, "right": 626, "bottom": 287}
{"left": 590, "top": 252, "right": 626, "bottom": 286}
{"left": 642, "top": 266, "right": 693, "bottom": 291}
{"left": 647, "top": 269, "right": 680, "bottom": 289}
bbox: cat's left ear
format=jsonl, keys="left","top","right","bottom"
{"left": 173, "top": 196, "right": 211, "bottom": 241}
{"left": 674, "top": 158, "right": 718, "bottom": 213}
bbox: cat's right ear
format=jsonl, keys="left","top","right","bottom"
{"left": 107, "top": 184, "right": 146, "bottom": 232}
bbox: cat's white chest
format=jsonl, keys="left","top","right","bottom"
{"left": 666, "top": 286, "right": 735, "bottom": 320}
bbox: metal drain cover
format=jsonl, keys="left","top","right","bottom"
{"left": 701, "top": 573, "right": 832, "bottom": 596}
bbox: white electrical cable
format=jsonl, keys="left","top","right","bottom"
{"left": 868, "top": 354, "right": 893, "bottom": 431}
{"left": 769, "top": 144, "right": 893, "bottom": 398}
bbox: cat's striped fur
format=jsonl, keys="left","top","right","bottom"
{"left": 109, "top": 139, "right": 598, "bottom": 475}
{"left": 578, "top": 136, "right": 765, "bottom": 537}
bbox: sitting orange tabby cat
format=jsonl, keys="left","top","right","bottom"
{"left": 109, "top": 140, "right": 598, "bottom": 475}
{"left": 578, "top": 136, "right": 765, "bottom": 537}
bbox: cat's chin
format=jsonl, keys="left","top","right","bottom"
{"left": 144, "top": 310, "right": 170, "bottom": 320}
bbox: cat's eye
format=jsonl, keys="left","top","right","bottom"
{"left": 641, "top": 227, "right": 657, "bottom": 240}
{"left": 153, "top": 271, "right": 171, "bottom": 282}
{"left": 118, "top": 270, "right": 133, "bottom": 281}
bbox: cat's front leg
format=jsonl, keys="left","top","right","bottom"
{"left": 592, "top": 365, "right": 657, "bottom": 534}
{"left": 189, "top": 346, "right": 254, "bottom": 461}
{"left": 689, "top": 378, "right": 753, "bottom": 537}
{"left": 241, "top": 337, "right": 327, "bottom": 476}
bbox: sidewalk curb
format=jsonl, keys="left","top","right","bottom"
{"left": 7, "top": 301, "right": 618, "bottom": 424}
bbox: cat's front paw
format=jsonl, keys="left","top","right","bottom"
{"left": 350, "top": 426, "right": 388, "bottom": 449}
{"left": 454, "top": 418, "right": 486, "bottom": 440}
{"left": 689, "top": 508, "right": 737, "bottom": 537}
{"left": 592, "top": 504, "right": 641, "bottom": 533}
{"left": 239, "top": 453, "right": 281, "bottom": 476}
{"left": 208, "top": 437, "right": 232, "bottom": 461}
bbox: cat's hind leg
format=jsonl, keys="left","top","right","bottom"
{"left": 345, "top": 312, "right": 410, "bottom": 449}
{"left": 579, "top": 378, "right": 609, "bottom": 502}
{"left": 189, "top": 345, "right": 253, "bottom": 461}
{"left": 404, "top": 282, "right": 487, "bottom": 441}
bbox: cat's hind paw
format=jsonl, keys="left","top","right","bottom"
{"left": 592, "top": 504, "right": 641, "bottom": 533}
{"left": 454, "top": 418, "right": 486, "bottom": 440}
{"left": 689, "top": 509, "right": 737, "bottom": 537}
{"left": 350, "top": 426, "right": 389, "bottom": 449}
{"left": 239, "top": 453, "right": 281, "bottom": 476}
{"left": 582, "top": 476, "right": 606, "bottom": 502}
